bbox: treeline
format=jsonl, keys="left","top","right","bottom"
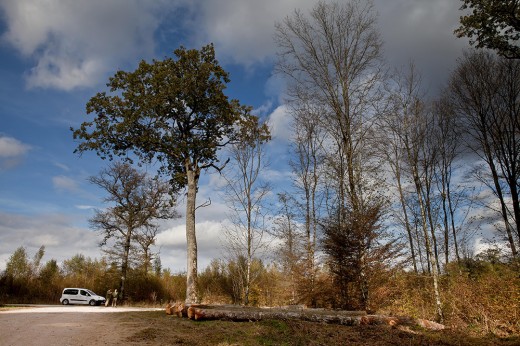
{"left": 1, "top": 245, "right": 518, "bottom": 336}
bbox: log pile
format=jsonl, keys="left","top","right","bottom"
{"left": 164, "top": 303, "right": 445, "bottom": 331}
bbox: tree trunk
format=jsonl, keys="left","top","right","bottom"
{"left": 447, "top": 178, "right": 461, "bottom": 264}
{"left": 396, "top": 164, "right": 418, "bottom": 273}
{"left": 410, "top": 159, "right": 444, "bottom": 322}
{"left": 185, "top": 166, "right": 200, "bottom": 304}
{"left": 486, "top": 148, "right": 518, "bottom": 257}
{"left": 120, "top": 230, "right": 132, "bottom": 301}
{"left": 508, "top": 182, "right": 520, "bottom": 249}
{"left": 441, "top": 191, "right": 450, "bottom": 267}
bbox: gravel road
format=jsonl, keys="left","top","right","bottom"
{"left": 0, "top": 305, "right": 162, "bottom": 346}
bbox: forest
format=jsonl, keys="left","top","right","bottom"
{"left": 1, "top": 0, "right": 519, "bottom": 338}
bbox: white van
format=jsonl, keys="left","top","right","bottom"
{"left": 60, "top": 288, "right": 106, "bottom": 306}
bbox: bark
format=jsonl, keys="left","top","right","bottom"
{"left": 395, "top": 158, "right": 418, "bottom": 273}
{"left": 446, "top": 174, "right": 461, "bottom": 264}
{"left": 185, "top": 165, "right": 200, "bottom": 304}
{"left": 483, "top": 138, "right": 518, "bottom": 256}
{"left": 120, "top": 230, "right": 131, "bottom": 300}
{"left": 406, "top": 140, "right": 444, "bottom": 321}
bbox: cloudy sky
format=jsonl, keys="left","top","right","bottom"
{"left": 0, "top": 0, "right": 471, "bottom": 272}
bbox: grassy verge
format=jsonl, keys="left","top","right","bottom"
{"left": 115, "top": 311, "right": 520, "bottom": 346}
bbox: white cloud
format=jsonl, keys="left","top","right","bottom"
{"left": 473, "top": 237, "right": 512, "bottom": 257}
{"left": 0, "top": 0, "right": 172, "bottom": 90}
{"left": 75, "top": 205, "right": 97, "bottom": 210}
{"left": 156, "top": 219, "right": 229, "bottom": 271}
{"left": 267, "top": 105, "right": 292, "bottom": 142}
{"left": 253, "top": 100, "right": 273, "bottom": 117}
{"left": 185, "top": 0, "right": 316, "bottom": 66}
{"left": 156, "top": 224, "right": 187, "bottom": 248}
{"left": 0, "top": 212, "right": 101, "bottom": 272}
{"left": 52, "top": 175, "right": 80, "bottom": 193}
{"left": 0, "top": 136, "right": 31, "bottom": 170}
{"left": 53, "top": 162, "right": 70, "bottom": 172}
{"left": 0, "top": 136, "right": 31, "bottom": 157}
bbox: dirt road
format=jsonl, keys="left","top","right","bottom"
{"left": 0, "top": 306, "right": 162, "bottom": 346}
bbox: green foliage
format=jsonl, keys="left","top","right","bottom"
{"left": 72, "top": 44, "right": 254, "bottom": 191}
{"left": 5, "top": 246, "right": 32, "bottom": 279}
{"left": 322, "top": 203, "right": 404, "bottom": 310}
{"left": 455, "top": 0, "right": 520, "bottom": 59}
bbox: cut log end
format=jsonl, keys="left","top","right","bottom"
{"left": 165, "top": 302, "right": 186, "bottom": 317}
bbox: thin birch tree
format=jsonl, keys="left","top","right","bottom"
{"left": 221, "top": 117, "right": 271, "bottom": 305}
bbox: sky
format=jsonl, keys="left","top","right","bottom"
{"left": 0, "top": 0, "right": 472, "bottom": 273}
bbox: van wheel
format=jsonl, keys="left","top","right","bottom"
{"left": 62, "top": 299, "right": 69, "bottom": 305}
{"left": 89, "top": 300, "right": 96, "bottom": 306}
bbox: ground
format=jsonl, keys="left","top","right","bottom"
{"left": 0, "top": 306, "right": 519, "bottom": 345}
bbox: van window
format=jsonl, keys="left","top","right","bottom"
{"left": 80, "top": 290, "right": 90, "bottom": 296}
{"left": 64, "top": 289, "right": 78, "bottom": 295}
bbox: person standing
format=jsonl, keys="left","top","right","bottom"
{"left": 105, "top": 289, "right": 112, "bottom": 307}
{"left": 112, "top": 289, "right": 118, "bottom": 307}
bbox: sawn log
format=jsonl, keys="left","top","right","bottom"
{"left": 182, "top": 305, "right": 444, "bottom": 330}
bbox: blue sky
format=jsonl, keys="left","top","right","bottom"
{"left": 0, "top": 0, "right": 470, "bottom": 272}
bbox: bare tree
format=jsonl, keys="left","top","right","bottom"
{"left": 383, "top": 64, "right": 444, "bottom": 321}
{"left": 276, "top": 0, "right": 385, "bottom": 221}
{"left": 431, "top": 98, "right": 465, "bottom": 265}
{"left": 275, "top": 0, "right": 390, "bottom": 311}
{"left": 272, "top": 193, "right": 303, "bottom": 303}
{"left": 133, "top": 224, "right": 160, "bottom": 275}
{"left": 89, "top": 162, "right": 178, "bottom": 300}
{"left": 288, "top": 100, "right": 326, "bottom": 306}
{"left": 379, "top": 64, "right": 424, "bottom": 273}
{"left": 221, "top": 118, "right": 271, "bottom": 305}
{"left": 448, "top": 50, "right": 520, "bottom": 256}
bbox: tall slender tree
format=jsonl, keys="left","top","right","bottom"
{"left": 221, "top": 117, "right": 270, "bottom": 305}
{"left": 289, "top": 101, "right": 325, "bottom": 305}
{"left": 383, "top": 64, "right": 444, "bottom": 320}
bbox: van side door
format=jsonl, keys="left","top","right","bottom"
{"left": 78, "top": 289, "right": 91, "bottom": 304}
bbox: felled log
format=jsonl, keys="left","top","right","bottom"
{"left": 165, "top": 302, "right": 186, "bottom": 317}
{"left": 187, "top": 305, "right": 366, "bottom": 326}
{"left": 184, "top": 305, "right": 444, "bottom": 330}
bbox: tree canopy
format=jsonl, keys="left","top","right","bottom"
{"left": 72, "top": 44, "right": 249, "bottom": 190}
{"left": 455, "top": 0, "right": 520, "bottom": 59}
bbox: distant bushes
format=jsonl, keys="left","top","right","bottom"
{"left": 375, "top": 257, "right": 520, "bottom": 336}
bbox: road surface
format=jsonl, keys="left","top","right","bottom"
{"left": 0, "top": 305, "right": 162, "bottom": 346}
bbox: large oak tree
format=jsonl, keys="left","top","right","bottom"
{"left": 72, "top": 44, "right": 255, "bottom": 303}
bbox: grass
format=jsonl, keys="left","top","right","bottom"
{"left": 113, "top": 310, "right": 520, "bottom": 346}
